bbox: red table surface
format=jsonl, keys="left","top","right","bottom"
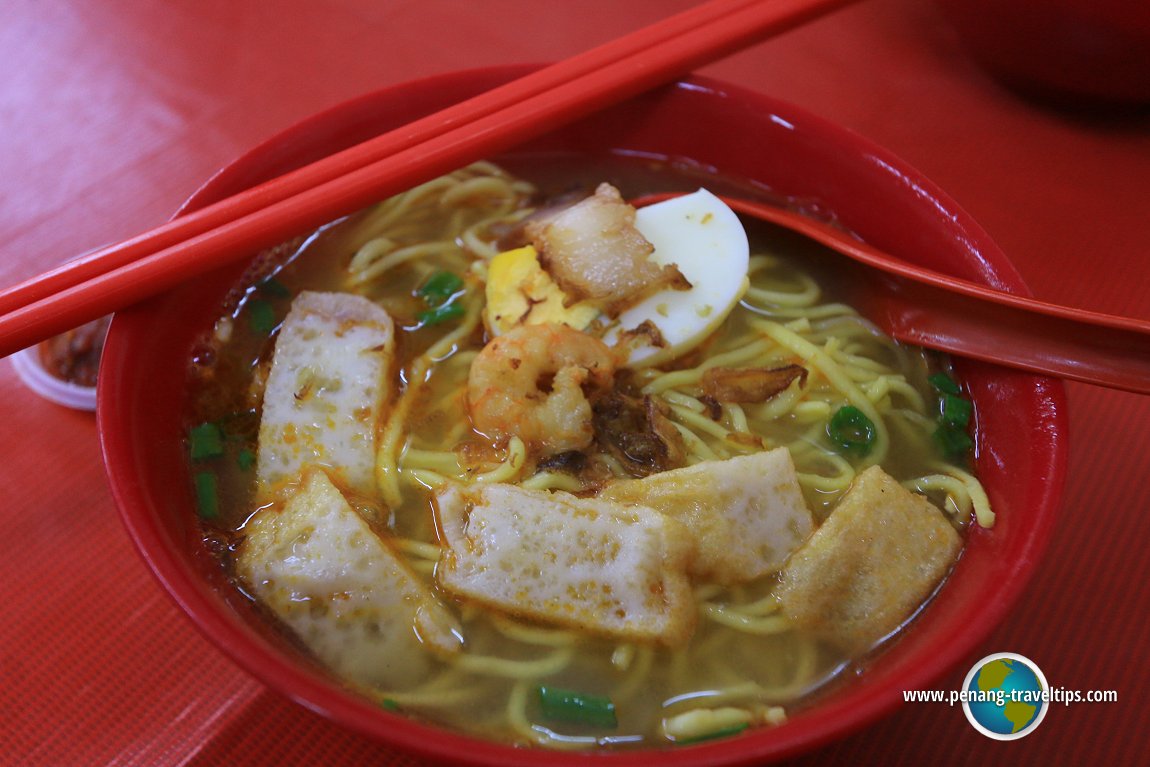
{"left": 2, "top": 1, "right": 1148, "bottom": 765}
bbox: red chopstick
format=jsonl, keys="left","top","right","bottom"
{"left": 0, "top": 0, "right": 858, "bottom": 358}
{"left": 0, "top": 0, "right": 770, "bottom": 317}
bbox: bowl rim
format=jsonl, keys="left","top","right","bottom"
{"left": 98, "top": 64, "right": 1068, "bottom": 766}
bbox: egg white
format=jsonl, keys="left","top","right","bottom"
{"left": 603, "top": 189, "right": 749, "bottom": 367}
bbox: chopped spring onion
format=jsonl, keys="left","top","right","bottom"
{"left": 940, "top": 393, "right": 973, "bottom": 428}
{"left": 934, "top": 423, "right": 974, "bottom": 459}
{"left": 381, "top": 698, "right": 400, "bottom": 712}
{"left": 926, "top": 372, "right": 975, "bottom": 458}
{"left": 189, "top": 422, "right": 224, "bottom": 460}
{"left": 247, "top": 299, "right": 278, "bottom": 335}
{"left": 417, "top": 301, "right": 466, "bottom": 327}
{"left": 413, "top": 270, "right": 466, "bottom": 326}
{"left": 928, "top": 372, "right": 962, "bottom": 396}
{"left": 257, "top": 277, "right": 291, "bottom": 299}
{"left": 193, "top": 471, "right": 219, "bottom": 519}
{"left": 417, "top": 270, "right": 465, "bottom": 306}
{"left": 827, "top": 405, "right": 876, "bottom": 456}
{"left": 237, "top": 447, "right": 256, "bottom": 472}
{"left": 538, "top": 686, "right": 618, "bottom": 729}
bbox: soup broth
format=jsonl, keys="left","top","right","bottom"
{"left": 185, "top": 155, "right": 987, "bottom": 750}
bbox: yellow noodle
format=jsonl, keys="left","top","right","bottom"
{"left": 472, "top": 436, "right": 526, "bottom": 484}
{"left": 395, "top": 666, "right": 472, "bottom": 695}
{"left": 703, "top": 603, "right": 792, "bottom": 635}
{"left": 746, "top": 253, "right": 779, "bottom": 272}
{"left": 891, "top": 406, "right": 937, "bottom": 431}
{"left": 905, "top": 474, "right": 974, "bottom": 517}
{"left": 717, "top": 591, "right": 783, "bottom": 618}
{"left": 814, "top": 316, "right": 887, "bottom": 346}
{"left": 742, "top": 269, "right": 820, "bottom": 307}
{"left": 667, "top": 403, "right": 755, "bottom": 448}
{"left": 642, "top": 337, "right": 776, "bottom": 395}
{"left": 506, "top": 681, "right": 541, "bottom": 745}
{"left": 489, "top": 615, "right": 580, "bottom": 647}
{"left": 693, "top": 583, "right": 727, "bottom": 603}
{"left": 404, "top": 467, "right": 451, "bottom": 490}
{"left": 877, "top": 375, "right": 927, "bottom": 412}
{"left": 452, "top": 646, "right": 575, "bottom": 679}
{"left": 723, "top": 403, "right": 751, "bottom": 434}
{"left": 863, "top": 375, "right": 893, "bottom": 405}
{"left": 669, "top": 421, "right": 725, "bottom": 462}
{"left": 519, "top": 470, "right": 586, "bottom": 493}
{"left": 745, "top": 383, "right": 807, "bottom": 422}
{"left": 402, "top": 448, "right": 463, "bottom": 475}
{"left": 727, "top": 644, "right": 822, "bottom": 703}
{"left": 425, "top": 293, "right": 484, "bottom": 360}
{"left": 595, "top": 451, "right": 631, "bottom": 477}
{"left": 787, "top": 638, "right": 820, "bottom": 694}
{"left": 660, "top": 389, "right": 707, "bottom": 413}
{"left": 348, "top": 177, "right": 457, "bottom": 244}
{"left": 931, "top": 463, "right": 994, "bottom": 528}
{"left": 611, "top": 644, "right": 636, "bottom": 671}
{"left": 790, "top": 438, "right": 855, "bottom": 472}
{"left": 782, "top": 316, "right": 812, "bottom": 333}
{"left": 797, "top": 469, "right": 856, "bottom": 496}
{"left": 441, "top": 348, "right": 479, "bottom": 369}
{"left": 612, "top": 645, "right": 656, "bottom": 705}
{"left": 406, "top": 558, "right": 436, "bottom": 577}
{"left": 391, "top": 537, "right": 442, "bottom": 561}
{"left": 346, "top": 235, "right": 396, "bottom": 273}
{"left": 377, "top": 295, "right": 483, "bottom": 506}
{"left": 838, "top": 351, "right": 895, "bottom": 377}
{"left": 663, "top": 680, "right": 773, "bottom": 712}
{"left": 792, "top": 399, "right": 833, "bottom": 421}
{"left": 373, "top": 682, "right": 488, "bottom": 709}
{"left": 750, "top": 317, "right": 890, "bottom": 465}
{"left": 439, "top": 175, "right": 517, "bottom": 208}
{"left": 461, "top": 207, "right": 534, "bottom": 259}
{"left": 441, "top": 418, "right": 473, "bottom": 447}
{"left": 349, "top": 241, "right": 459, "bottom": 285}
{"left": 747, "top": 299, "right": 859, "bottom": 321}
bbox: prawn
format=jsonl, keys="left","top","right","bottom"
{"left": 468, "top": 323, "right": 616, "bottom": 457}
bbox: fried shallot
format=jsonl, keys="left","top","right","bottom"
{"left": 592, "top": 390, "right": 686, "bottom": 477}
{"left": 701, "top": 364, "right": 808, "bottom": 403}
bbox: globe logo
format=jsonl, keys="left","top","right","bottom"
{"left": 961, "top": 653, "right": 1049, "bottom": 740}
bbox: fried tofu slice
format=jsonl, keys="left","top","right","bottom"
{"left": 434, "top": 483, "right": 696, "bottom": 645}
{"left": 237, "top": 468, "right": 461, "bottom": 690}
{"left": 256, "top": 291, "right": 394, "bottom": 499}
{"left": 775, "top": 465, "right": 962, "bottom": 653}
{"left": 598, "top": 449, "right": 814, "bottom": 585}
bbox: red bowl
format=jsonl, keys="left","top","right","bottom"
{"left": 98, "top": 66, "right": 1067, "bottom": 765}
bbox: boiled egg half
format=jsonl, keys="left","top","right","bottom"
{"left": 603, "top": 189, "right": 749, "bottom": 366}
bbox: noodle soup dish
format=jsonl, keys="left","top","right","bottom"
{"left": 187, "top": 159, "right": 992, "bottom": 747}
{"left": 100, "top": 68, "right": 1067, "bottom": 766}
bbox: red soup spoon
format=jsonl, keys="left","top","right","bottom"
{"left": 636, "top": 193, "right": 1150, "bottom": 395}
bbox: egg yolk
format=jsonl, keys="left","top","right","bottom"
{"left": 483, "top": 246, "right": 601, "bottom": 336}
